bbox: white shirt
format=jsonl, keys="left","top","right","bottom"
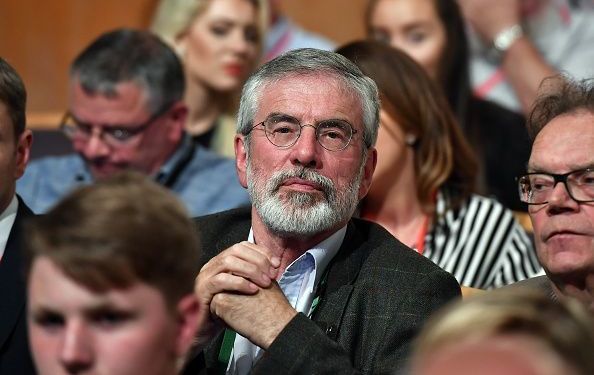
{"left": 0, "top": 195, "right": 18, "bottom": 261}
{"left": 227, "top": 225, "right": 347, "bottom": 374}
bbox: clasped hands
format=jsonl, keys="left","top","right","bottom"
{"left": 193, "top": 241, "right": 298, "bottom": 350}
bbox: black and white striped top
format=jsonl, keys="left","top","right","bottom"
{"left": 423, "top": 192, "right": 542, "bottom": 289}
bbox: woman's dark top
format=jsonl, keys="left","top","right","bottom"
{"left": 467, "top": 97, "right": 530, "bottom": 212}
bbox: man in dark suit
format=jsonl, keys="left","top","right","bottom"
{"left": 511, "top": 77, "right": 594, "bottom": 313}
{"left": 186, "top": 48, "right": 460, "bottom": 374}
{"left": 0, "top": 58, "right": 34, "bottom": 373}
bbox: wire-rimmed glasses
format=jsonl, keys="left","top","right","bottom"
{"left": 248, "top": 114, "right": 358, "bottom": 151}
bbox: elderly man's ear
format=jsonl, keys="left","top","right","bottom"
{"left": 234, "top": 135, "right": 249, "bottom": 189}
{"left": 358, "top": 147, "right": 377, "bottom": 200}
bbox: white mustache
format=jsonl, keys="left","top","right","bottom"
{"left": 268, "top": 167, "right": 334, "bottom": 198}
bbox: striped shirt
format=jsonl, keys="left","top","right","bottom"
{"left": 424, "top": 192, "right": 542, "bottom": 289}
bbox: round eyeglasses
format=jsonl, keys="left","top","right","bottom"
{"left": 517, "top": 169, "right": 594, "bottom": 205}
{"left": 248, "top": 115, "right": 358, "bottom": 151}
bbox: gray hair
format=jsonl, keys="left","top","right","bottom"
{"left": 237, "top": 48, "right": 380, "bottom": 150}
{"left": 70, "top": 28, "right": 185, "bottom": 116}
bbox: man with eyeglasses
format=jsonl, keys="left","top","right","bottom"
{"left": 16, "top": 28, "right": 250, "bottom": 216}
{"left": 509, "top": 76, "right": 594, "bottom": 313}
{"left": 183, "top": 48, "right": 460, "bottom": 375}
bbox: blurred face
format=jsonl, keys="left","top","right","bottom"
{"left": 68, "top": 79, "right": 184, "bottom": 180}
{"left": 413, "top": 335, "right": 579, "bottom": 375}
{"left": 368, "top": 0, "right": 447, "bottom": 80}
{"left": 528, "top": 112, "right": 594, "bottom": 280}
{"left": 28, "top": 257, "right": 184, "bottom": 375}
{"left": 0, "top": 102, "right": 30, "bottom": 212}
{"left": 235, "top": 74, "right": 376, "bottom": 237}
{"left": 179, "top": 0, "right": 260, "bottom": 92}
{"left": 371, "top": 109, "right": 415, "bottom": 193}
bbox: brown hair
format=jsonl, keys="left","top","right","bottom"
{"left": 0, "top": 57, "right": 26, "bottom": 139}
{"left": 336, "top": 41, "right": 477, "bottom": 211}
{"left": 528, "top": 76, "right": 594, "bottom": 141}
{"left": 25, "top": 172, "right": 201, "bottom": 310}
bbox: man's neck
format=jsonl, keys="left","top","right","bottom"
{"left": 251, "top": 210, "right": 347, "bottom": 274}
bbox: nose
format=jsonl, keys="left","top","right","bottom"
{"left": 59, "top": 321, "right": 93, "bottom": 372}
{"left": 291, "top": 125, "right": 321, "bottom": 169}
{"left": 546, "top": 180, "right": 579, "bottom": 214}
{"left": 229, "top": 30, "right": 251, "bottom": 56}
{"left": 82, "top": 128, "right": 110, "bottom": 160}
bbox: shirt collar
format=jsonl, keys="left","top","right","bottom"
{"left": 247, "top": 225, "right": 347, "bottom": 287}
{"left": 0, "top": 195, "right": 18, "bottom": 260}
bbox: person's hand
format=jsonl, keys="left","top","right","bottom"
{"left": 193, "top": 241, "right": 280, "bottom": 348}
{"left": 458, "top": 0, "right": 522, "bottom": 43}
{"left": 211, "top": 280, "right": 298, "bottom": 349}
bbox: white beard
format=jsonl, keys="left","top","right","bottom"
{"left": 247, "top": 161, "right": 365, "bottom": 238}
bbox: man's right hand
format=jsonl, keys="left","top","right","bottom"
{"left": 192, "top": 241, "right": 281, "bottom": 348}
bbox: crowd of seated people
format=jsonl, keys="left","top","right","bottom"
{"left": 151, "top": 0, "right": 268, "bottom": 157}
{"left": 337, "top": 41, "right": 541, "bottom": 289}
{"left": 3, "top": 1, "right": 594, "bottom": 373}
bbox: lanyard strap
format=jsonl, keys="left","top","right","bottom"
{"left": 217, "top": 328, "right": 237, "bottom": 375}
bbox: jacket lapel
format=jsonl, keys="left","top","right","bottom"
{"left": 311, "top": 220, "right": 369, "bottom": 339}
{"left": 0, "top": 199, "right": 34, "bottom": 350}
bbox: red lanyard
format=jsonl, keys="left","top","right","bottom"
{"left": 413, "top": 214, "right": 430, "bottom": 255}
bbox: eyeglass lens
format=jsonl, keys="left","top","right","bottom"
{"left": 518, "top": 170, "right": 594, "bottom": 204}
{"left": 263, "top": 117, "right": 354, "bottom": 151}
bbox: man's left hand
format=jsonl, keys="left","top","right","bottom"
{"left": 210, "top": 281, "right": 298, "bottom": 349}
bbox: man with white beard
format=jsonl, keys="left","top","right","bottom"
{"left": 185, "top": 48, "right": 460, "bottom": 375}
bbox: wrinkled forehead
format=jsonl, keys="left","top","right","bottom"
{"left": 257, "top": 73, "right": 363, "bottom": 118}
{"left": 529, "top": 111, "right": 594, "bottom": 172}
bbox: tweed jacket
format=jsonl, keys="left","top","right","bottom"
{"left": 0, "top": 197, "right": 35, "bottom": 374}
{"left": 185, "top": 207, "right": 461, "bottom": 374}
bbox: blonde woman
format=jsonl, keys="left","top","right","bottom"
{"left": 152, "top": 0, "right": 267, "bottom": 157}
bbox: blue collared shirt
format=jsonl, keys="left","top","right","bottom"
{"left": 227, "top": 225, "right": 347, "bottom": 374}
{"left": 16, "top": 135, "right": 250, "bottom": 216}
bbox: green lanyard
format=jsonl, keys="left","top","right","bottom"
{"left": 216, "top": 267, "right": 330, "bottom": 373}
{"left": 216, "top": 328, "right": 237, "bottom": 374}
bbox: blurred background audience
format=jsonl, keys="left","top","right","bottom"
{"left": 151, "top": 0, "right": 267, "bottom": 157}
{"left": 460, "top": 0, "right": 594, "bottom": 115}
{"left": 336, "top": 41, "right": 541, "bottom": 289}
{"left": 410, "top": 291, "right": 594, "bottom": 375}
{"left": 263, "top": 0, "right": 335, "bottom": 61}
{"left": 16, "top": 29, "right": 249, "bottom": 216}
{"left": 365, "top": 0, "right": 530, "bottom": 211}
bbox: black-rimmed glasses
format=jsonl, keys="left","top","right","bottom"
{"left": 60, "top": 104, "right": 172, "bottom": 147}
{"left": 247, "top": 114, "right": 358, "bottom": 151}
{"left": 517, "top": 169, "right": 594, "bottom": 205}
